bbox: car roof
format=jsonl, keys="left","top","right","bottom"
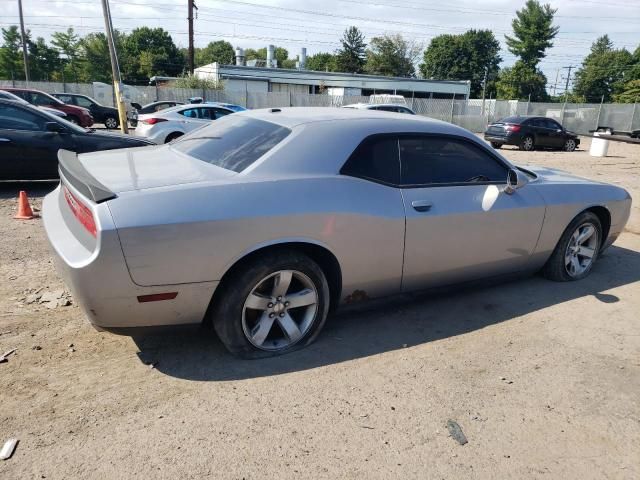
{"left": 235, "top": 107, "right": 433, "bottom": 129}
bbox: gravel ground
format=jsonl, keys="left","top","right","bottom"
{"left": 0, "top": 137, "right": 639, "bottom": 479}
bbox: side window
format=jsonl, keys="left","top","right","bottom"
{"left": 31, "top": 93, "right": 54, "bottom": 106}
{"left": 75, "top": 96, "right": 94, "bottom": 108}
{"left": 200, "top": 108, "right": 214, "bottom": 120}
{"left": 341, "top": 137, "right": 400, "bottom": 185}
{"left": 214, "top": 108, "right": 231, "bottom": 119}
{"left": 399, "top": 136, "right": 507, "bottom": 186}
{"left": 179, "top": 108, "right": 199, "bottom": 118}
{"left": 0, "top": 104, "right": 46, "bottom": 131}
{"left": 56, "top": 95, "right": 73, "bottom": 104}
{"left": 546, "top": 119, "right": 562, "bottom": 130}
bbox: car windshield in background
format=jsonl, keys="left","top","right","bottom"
{"left": 171, "top": 116, "right": 291, "bottom": 173}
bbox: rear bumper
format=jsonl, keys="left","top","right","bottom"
{"left": 483, "top": 132, "right": 520, "bottom": 145}
{"left": 42, "top": 184, "right": 217, "bottom": 330}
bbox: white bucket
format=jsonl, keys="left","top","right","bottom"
{"left": 589, "top": 131, "right": 610, "bottom": 157}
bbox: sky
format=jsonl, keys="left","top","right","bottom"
{"left": 2, "top": 0, "right": 639, "bottom": 94}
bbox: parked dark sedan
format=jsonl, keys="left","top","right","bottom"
{"left": 129, "top": 100, "right": 184, "bottom": 127}
{"left": 484, "top": 116, "right": 580, "bottom": 152}
{"left": 52, "top": 93, "right": 120, "bottom": 129}
{"left": 0, "top": 99, "right": 152, "bottom": 180}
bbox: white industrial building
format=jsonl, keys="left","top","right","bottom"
{"left": 194, "top": 45, "right": 470, "bottom": 99}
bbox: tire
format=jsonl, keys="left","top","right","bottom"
{"left": 67, "top": 116, "right": 80, "bottom": 125}
{"left": 519, "top": 136, "right": 534, "bottom": 151}
{"left": 129, "top": 120, "right": 138, "bottom": 128}
{"left": 490, "top": 142, "right": 503, "bottom": 149}
{"left": 563, "top": 138, "right": 577, "bottom": 152}
{"left": 211, "top": 250, "right": 330, "bottom": 358}
{"left": 104, "top": 116, "right": 118, "bottom": 129}
{"left": 164, "top": 132, "right": 183, "bottom": 143}
{"left": 542, "top": 211, "right": 602, "bottom": 282}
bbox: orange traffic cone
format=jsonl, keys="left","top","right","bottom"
{"left": 14, "top": 191, "right": 38, "bottom": 220}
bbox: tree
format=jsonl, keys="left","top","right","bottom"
{"left": 122, "top": 27, "right": 184, "bottom": 84}
{"left": 573, "top": 36, "right": 635, "bottom": 102}
{"left": 173, "top": 74, "right": 222, "bottom": 90}
{"left": 505, "top": 0, "right": 558, "bottom": 68}
{"left": 365, "top": 34, "right": 421, "bottom": 77}
{"left": 496, "top": 61, "right": 548, "bottom": 100}
{"left": 335, "top": 26, "right": 366, "bottom": 73}
{"left": 51, "top": 28, "right": 80, "bottom": 83}
{"left": 420, "top": 30, "right": 501, "bottom": 97}
{"left": 613, "top": 79, "right": 640, "bottom": 103}
{"left": 29, "top": 37, "right": 61, "bottom": 81}
{"left": 80, "top": 31, "right": 126, "bottom": 83}
{"left": 195, "top": 40, "right": 235, "bottom": 67}
{"left": 306, "top": 52, "right": 336, "bottom": 72}
{"left": 0, "top": 26, "right": 24, "bottom": 80}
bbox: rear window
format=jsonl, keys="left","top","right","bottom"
{"left": 171, "top": 115, "right": 291, "bottom": 173}
{"left": 498, "top": 116, "right": 523, "bottom": 124}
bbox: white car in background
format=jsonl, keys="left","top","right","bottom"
{"left": 134, "top": 103, "right": 235, "bottom": 143}
{"left": 342, "top": 103, "right": 416, "bottom": 115}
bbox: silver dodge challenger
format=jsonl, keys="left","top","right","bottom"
{"left": 43, "top": 107, "right": 632, "bottom": 357}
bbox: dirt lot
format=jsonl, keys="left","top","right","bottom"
{"left": 1, "top": 137, "right": 639, "bottom": 479}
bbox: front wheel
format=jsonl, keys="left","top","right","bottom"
{"left": 164, "top": 132, "right": 183, "bottom": 143}
{"left": 542, "top": 211, "right": 602, "bottom": 282}
{"left": 519, "top": 136, "right": 534, "bottom": 151}
{"left": 104, "top": 116, "right": 118, "bottom": 129}
{"left": 67, "top": 116, "right": 79, "bottom": 125}
{"left": 490, "top": 142, "right": 502, "bottom": 149}
{"left": 212, "top": 251, "right": 330, "bottom": 358}
{"left": 563, "top": 138, "right": 577, "bottom": 152}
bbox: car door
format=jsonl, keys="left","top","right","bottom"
{"left": 528, "top": 118, "right": 550, "bottom": 146}
{"left": 399, "top": 134, "right": 546, "bottom": 291}
{"left": 544, "top": 119, "right": 566, "bottom": 148}
{"left": 179, "top": 107, "right": 211, "bottom": 133}
{"left": 74, "top": 95, "right": 99, "bottom": 119}
{"left": 0, "top": 103, "right": 73, "bottom": 180}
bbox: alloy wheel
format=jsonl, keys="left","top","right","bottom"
{"left": 105, "top": 117, "right": 118, "bottom": 129}
{"left": 564, "top": 222, "right": 598, "bottom": 277}
{"left": 564, "top": 139, "right": 576, "bottom": 152}
{"left": 242, "top": 270, "right": 319, "bottom": 352}
{"left": 523, "top": 137, "right": 534, "bottom": 151}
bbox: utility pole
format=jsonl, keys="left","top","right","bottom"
{"left": 17, "top": 0, "right": 30, "bottom": 82}
{"left": 188, "top": 0, "right": 197, "bottom": 74}
{"left": 562, "top": 65, "right": 574, "bottom": 102}
{"left": 480, "top": 66, "right": 488, "bottom": 116}
{"left": 100, "top": 0, "right": 129, "bottom": 134}
{"left": 552, "top": 68, "right": 560, "bottom": 97}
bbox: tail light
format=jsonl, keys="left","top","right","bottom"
{"left": 141, "top": 118, "right": 167, "bottom": 125}
{"left": 63, "top": 186, "right": 97, "bottom": 237}
{"left": 505, "top": 124, "right": 521, "bottom": 132}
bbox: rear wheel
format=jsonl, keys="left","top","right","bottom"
{"left": 542, "top": 211, "right": 602, "bottom": 282}
{"left": 212, "top": 251, "right": 330, "bottom": 358}
{"left": 490, "top": 142, "right": 502, "bottom": 149}
{"left": 563, "top": 138, "right": 577, "bottom": 152}
{"left": 519, "top": 136, "right": 534, "bottom": 151}
{"left": 104, "top": 116, "right": 118, "bottom": 129}
{"left": 164, "top": 132, "right": 183, "bottom": 143}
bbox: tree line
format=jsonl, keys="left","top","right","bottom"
{"left": 1, "top": 0, "right": 638, "bottom": 102}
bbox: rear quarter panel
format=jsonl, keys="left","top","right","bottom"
{"left": 107, "top": 176, "right": 406, "bottom": 300}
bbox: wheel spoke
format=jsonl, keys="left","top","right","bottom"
{"left": 277, "top": 313, "right": 302, "bottom": 342}
{"left": 272, "top": 271, "right": 292, "bottom": 297}
{"left": 285, "top": 288, "right": 317, "bottom": 309}
{"left": 577, "top": 225, "right": 595, "bottom": 244}
{"left": 250, "top": 312, "right": 276, "bottom": 346}
{"left": 245, "top": 292, "right": 271, "bottom": 310}
{"left": 570, "top": 256, "right": 581, "bottom": 275}
{"left": 577, "top": 246, "right": 595, "bottom": 259}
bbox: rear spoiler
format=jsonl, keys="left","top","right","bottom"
{"left": 58, "top": 150, "right": 116, "bottom": 203}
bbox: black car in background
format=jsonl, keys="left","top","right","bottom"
{"left": 52, "top": 93, "right": 120, "bottom": 129}
{"left": 484, "top": 115, "right": 580, "bottom": 152}
{"left": 129, "top": 100, "right": 184, "bottom": 127}
{"left": 0, "top": 99, "right": 152, "bottom": 180}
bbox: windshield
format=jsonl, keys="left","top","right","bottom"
{"left": 171, "top": 115, "right": 291, "bottom": 173}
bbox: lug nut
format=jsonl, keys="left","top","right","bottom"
{"left": 279, "top": 312, "right": 285, "bottom": 317}
{"left": 285, "top": 302, "right": 290, "bottom": 307}
{"left": 268, "top": 302, "right": 274, "bottom": 308}
{"left": 269, "top": 313, "right": 275, "bottom": 318}
{"left": 277, "top": 296, "right": 282, "bottom": 301}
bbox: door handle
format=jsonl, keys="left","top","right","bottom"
{"left": 411, "top": 200, "right": 433, "bottom": 212}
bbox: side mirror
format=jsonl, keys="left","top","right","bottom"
{"left": 45, "top": 122, "right": 67, "bottom": 134}
{"left": 504, "top": 168, "right": 528, "bottom": 195}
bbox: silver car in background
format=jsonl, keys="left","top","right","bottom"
{"left": 134, "top": 103, "right": 235, "bottom": 144}
{"left": 43, "top": 108, "right": 631, "bottom": 358}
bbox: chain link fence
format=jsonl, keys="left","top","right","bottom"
{"left": 2, "top": 80, "right": 639, "bottom": 134}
